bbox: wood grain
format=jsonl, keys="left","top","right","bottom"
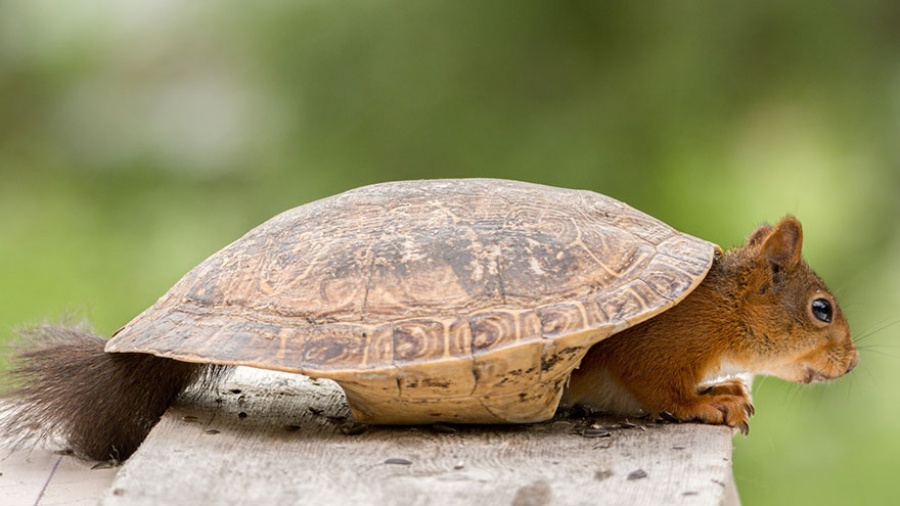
{"left": 100, "top": 368, "right": 739, "bottom": 506}
{"left": 0, "top": 443, "right": 118, "bottom": 506}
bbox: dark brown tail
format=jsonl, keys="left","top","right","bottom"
{"left": 1, "top": 323, "right": 227, "bottom": 461}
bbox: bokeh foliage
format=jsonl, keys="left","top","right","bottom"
{"left": 1, "top": 1, "right": 898, "bottom": 504}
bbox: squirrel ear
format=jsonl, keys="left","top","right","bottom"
{"left": 746, "top": 224, "right": 774, "bottom": 247}
{"left": 760, "top": 216, "right": 804, "bottom": 271}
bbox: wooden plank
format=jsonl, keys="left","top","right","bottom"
{"left": 100, "top": 368, "right": 739, "bottom": 506}
{"left": 0, "top": 444, "right": 118, "bottom": 506}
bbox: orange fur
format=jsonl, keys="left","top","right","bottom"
{"left": 563, "top": 216, "right": 858, "bottom": 433}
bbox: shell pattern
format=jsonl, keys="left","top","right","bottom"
{"left": 107, "top": 179, "right": 715, "bottom": 423}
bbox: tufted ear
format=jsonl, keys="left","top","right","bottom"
{"left": 746, "top": 223, "right": 774, "bottom": 247}
{"left": 760, "top": 216, "right": 803, "bottom": 271}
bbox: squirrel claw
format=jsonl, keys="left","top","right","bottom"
{"left": 658, "top": 411, "right": 681, "bottom": 424}
{"left": 662, "top": 383, "right": 754, "bottom": 433}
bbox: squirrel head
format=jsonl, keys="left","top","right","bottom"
{"left": 723, "top": 216, "right": 858, "bottom": 383}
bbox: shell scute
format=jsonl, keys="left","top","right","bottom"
{"left": 469, "top": 310, "right": 541, "bottom": 355}
{"left": 537, "top": 297, "right": 613, "bottom": 338}
{"left": 656, "top": 235, "right": 716, "bottom": 275}
{"left": 392, "top": 319, "right": 454, "bottom": 363}
{"left": 302, "top": 324, "right": 369, "bottom": 370}
{"left": 396, "top": 359, "right": 476, "bottom": 400}
{"left": 471, "top": 343, "right": 543, "bottom": 396}
{"left": 593, "top": 279, "right": 657, "bottom": 326}
{"left": 641, "top": 254, "right": 700, "bottom": 298}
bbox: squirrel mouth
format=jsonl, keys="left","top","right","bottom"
{"left": 802, "top": 367, "right": 836, "bottom": 384}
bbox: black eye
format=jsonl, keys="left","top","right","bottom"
{"left": 811, "top": 298, "right": 833, "bottom": 323}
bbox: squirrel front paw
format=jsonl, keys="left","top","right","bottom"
{"left": 662, "top": 379, "right": 755, "bottom": 434}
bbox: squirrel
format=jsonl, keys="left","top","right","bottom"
{"left": 0, "top": 216, "right": 857, "bottom": 461}
{"left": 562, "top": 216, "right": 859, "bottom": 433}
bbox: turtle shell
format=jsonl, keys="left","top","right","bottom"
{"left": 107, "top": 179, "right": 716, "bottom": 424}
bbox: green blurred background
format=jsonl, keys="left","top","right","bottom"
{"left": 1, "top": 1, "right": 897, "bottom": 503}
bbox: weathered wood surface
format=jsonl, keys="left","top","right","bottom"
{"left": 100, "top": 368, "right": 739, "bottom": 506}
{"left": 0, "top": 443, "right": 118, "bottom": 506}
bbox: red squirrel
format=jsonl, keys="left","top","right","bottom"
{"left": 563, "top": 216, "right": 858, "bottom": 433}
{"left": 1, "top": 216, "right": 857, "bottom": 460}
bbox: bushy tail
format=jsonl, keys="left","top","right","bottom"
{"left": 1, "top": 323, "right": 226, "bottom": 461}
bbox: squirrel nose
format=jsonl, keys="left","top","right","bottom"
{"left": 846, "top": 350, "right": 860, "bottom": 373}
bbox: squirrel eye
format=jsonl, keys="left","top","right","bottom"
{"left": 811, "top": 298, "right": 833, "bottom": 324}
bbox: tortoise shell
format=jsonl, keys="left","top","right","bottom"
{"left": 107, "top": 179, "right": 715, "bottom": 424}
